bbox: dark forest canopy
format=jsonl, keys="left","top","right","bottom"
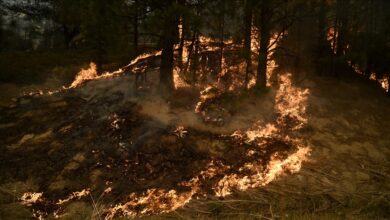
{"left": 0, "top": 0, "right": 389, "bottom": 93}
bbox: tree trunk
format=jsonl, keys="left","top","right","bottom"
{"left": 160, "top": 1, "right": 179, "bottom": 91}
{"left": 63, "top": 25, "right": 79, "bottom": 48}
{"left": 243, "top": 0, "right": 253, "bottom": 88}
{"left": 316, "top": 0, "right": 329, "bottom": 75}
{"left": 96, "top": 39, "right": 104, "bottom": 75}
{"left": 177, "top": 0, "right": 187, "bottom": 68}
{"left": 133, "top": 0, "right": 139, "bottom": 55}
{"left": 178, "top": 16, "right": 185, "bottom": 68}
{"left": 219, "top": 1, "right": 225, "bottom": 74}
{"left": 256, "top": 2, "right": 270, "bottom": 88}
{"left": 0, "top": 15, "right": 3, "bottom": 50}
{"left": 364, "top": 0, "right": 374, "bottom": 77}
{"left": 191, "top": 33, "right": 200, "bottom": 83}
{"left": 184, "top": 31, "right": 196, "bottom": 74}
{"left": 336, "top": 0, "right": 349, "bottom": 57}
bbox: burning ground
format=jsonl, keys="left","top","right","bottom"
{"left": 0, "top": 49, "right": 389, "bottom": 219}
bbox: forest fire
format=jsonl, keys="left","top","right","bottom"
{"left": 2, "top": 0, "right": 390, "bottom": 219}
{"left": 56, "top": 189, "right": 91, "bottom": 205}
{"left": 20, "top": 192, "right": 43, "bottom": 206}
{"left": 68, "top": 50, "right": 163, "bottom": 89}
{"left": 214, "top": 146, "right": 310, "bottom": 197}
{"left": 275, "top": 73, "right": 310, "bottom": 129}
{"left": 104, "top": 73, "right": 311, "bottom": 218}
{"left": 13, "top": 70, "right": 311, "bottom": 219}
{"left": 6, "top": 27, "right": 317, "bottom": 218}
{"left": 106, "top": 189, "right": 194, "bottom": 218}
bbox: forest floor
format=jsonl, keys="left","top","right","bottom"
{"left": 0, "top": 59, "right": 389, "bottom": 220}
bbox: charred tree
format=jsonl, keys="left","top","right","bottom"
{"left": 256, "top": 1, "right": 270, "bottom": 88}
{"left": 133, "top": 0, "right": 139, "bottom": 55}
{"left": 243, "top": 0, "right": 253, "bottom": 88}
{"left": 177, "top": 0, "right": 187, "bottom": 68}
{"left": 191, "top": 33, "right": 200, "bottom": 83}
{"left": 63, "top": 25, "right": 80, "bottom": 48}
{"left": 335, "top": 0, "right": 349, "bottom": 57}
{"left": 0, "top": 14, "right": 3, "bottom": 50}
{"left": 364, "top": 0, "right": 375, "bottom": 77}
{"left": 316, "top": 0, "right": 331, "bottom": 76}
{"left": 160, "top": 1, "right": 179, "bottom": 91}
{"left": 178, "top": 16, "right": 185, "bottom": 68}
{"left": 219, "top": 0, "right": 225, "bottom": 74}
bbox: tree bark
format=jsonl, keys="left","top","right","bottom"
{"left": 219, "top": 1, "right": 225, "bottom": 74}
{"left": 160, "top": 0, "right": 179, "bottom": 91}
{"left": 63, "top": 25, "right": 79, "bottom": 48}
{"left": 0, "top": 15, "right": 3, "bottom": 50}
{"left": 316, "top": 0, "right": 329, "bottom": 75}
{"left": 336, "top": 0, "right": 349, "bottom": 57}
{"left": 133, "top": 0, "right": 139, "bottom": 55}
{"left": 256, "top": 1, "right": 270, "bottom": 88}
{"left": 191, "top": 33, "right": 200, "bottom": 83}
{"left": 178, "top": 16, "right": 185, "bottom": 68}
{"left": 243, "top": 0, "right": 253, "bottom": 88}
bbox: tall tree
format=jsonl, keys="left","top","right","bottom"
{"left": 0, "top": 3, "right": 3, "bottom": 51}
{"left": 132, "top": 0, "right": 139, "bottom": 55}
{"left": 160, "top": 0, "right": 180, "bottom": 91}
{"left": 256, "top": 1, "right": 270, "bottom": 88}
{"left": 218, "top": 0, "right": 225, "bottom": 74}
{"left": 243, "top": 0, "right": 253, "bottom": 88}
{"left": 335, "top": 0, "right": 349, "bottom": 57}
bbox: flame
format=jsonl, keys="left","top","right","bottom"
{"left": 214, "top": 73, "right": 310, "bottom": 197}
{"left": 327, "top": 27, "right": 337, "bottom": 53}
{"left": 18, "top": 74, "right": 311, "bottom": 219}
{"left": 275, "top": 73, "right": 310, "bottom": 128}
{"left": 369, "top": 72, "right": 377, "bottom": 80}
{"left": 69, "top": 50, "right": 162, "bottom": 89}
{"left": 17, "top": 32, "right": 312, "bottom": 219}
{"left": 379, "top": 76, "right": 389, "bottom": 92}
{"left": 56, "top": 189, "right": 91, "bottom": 205}
{"left": 124, "top": 50, "right": 162, "bottom": 69}
{"left": 214, "top": 146, "right": 310, "bottom": 197}
{"left": 350, "top": 62, "right": 364, "bottom": 75}
{"left": 245, "top": 123, "right": 278, "bottom": 142}
{"left": 350, "top": 62, "right": 389, "bottom": 93}
{"left": 198, "top": 36, "right": 233, "bottom": 52}
{"left": 104, "top": 73, "right": 311, "bottom": 219}
{"left": 251, "top": 25, "right": 260, "bottom": 53}
{"left": 247, "top": 33, "right": 280, "bottom": 88}
{"left": 173, "top": 67, "right": 191, "bottom": 89}
{"left": 20, "top": 192, "right": 43, "bottom": 206}
{"left": 106, "top": 189, "right": 194, "bottom": 218}
{"left": 69, "top": 62, "right": 98, "bottom": 88}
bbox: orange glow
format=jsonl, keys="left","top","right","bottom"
{"left": 379, "top": 77, "right": 389, "bottom": 92}
{"left": 106, "top": 189, "right": 194, "bottom": 218}
{"left": 173, "top": 67, "right": 191, "bottom": 89}
{"left": 20, "top": 192, "right": 43, "bottom": 206}
{"left": 69, "top": 50, "right": 162, "bottom": 89}
{"left": 214, "top": 73, "right": 310, "bottom": 197}
{"left": 214, "top": 146, "right": 310, "bottom": 197}
{"left": 69, "top": 62, "right": 98, "bottom": 88}
{"left": 56, "top": 189, "right": 91, "bottom": 205}
{"left": 104, "top": 73, "right": 311, "bottom": 218}
{"left": 275, "top": 73, "right": 310, "bottom": 129}
{"left": 327, "top": 27, "right": 337, "bottom": 53}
